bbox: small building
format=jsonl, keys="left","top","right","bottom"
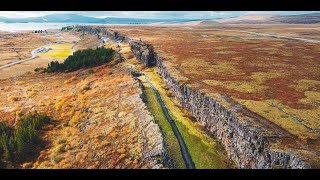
{"left": 101, "top": 37, "right": 108, "bottom": 43}
{"left": 34, "top": 47, "right": 52, "bottom": 53}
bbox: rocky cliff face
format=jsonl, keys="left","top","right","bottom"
{"left": 81, "top": 26, "right": 312, "bottom": 169}
{"left": 129, "top": 41, "right": 156, "bottom": 67}
{"left": 76, "top": 27, "right": 155, "bottom": 67}
{"left": 127, "top": 34, "right": 313, "bottom": 169}
{"left": 156, "top": 63, "right": 311, "bottom": 169}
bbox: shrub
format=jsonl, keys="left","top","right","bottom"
{"left": 69, "top": 114, "right": 82, "bottom": 126}
{"left": 0, "top": 112, "right": 49, "bottom": 165}
{"left": 61, "top": 26, "right": 73, "bottom": 31}
{"left": 27, "top": 91, "right": 36, "bottom": 98}
{"left": 8, "top": 96, "right": 20, "bottom": 102}
{"left": 88, "top": 70, "right": 95, "bottom": 74}
{"left": 16, "top": 112, "right": 49, "bottom": 130}
{"left": 80, "top": 84, "right": 91, "bottom": 92}
{"left": 57, "top": 139, "right": 66, "bottom": 145}
{"left": 116, "top": 148, "right": 126, "bottom": 154}
{"left": 0, "top": 122, "right": 14, "bottom": 162}
{"left": 15, "top": 81, "right": 25, "bottom": 85}
{"left": 54, "top": 98, "right": 69, "bottom": 111}
{"left": 15, "top": 112, "right": 49, "bottom": 160}
{"left": 34, "top": 68, "right": 45, "bottom": 73}
{"left": 44, "top": 47, "right": 115, "bottom": 73}
{"left": 131, "top": 71, "right": 142, "bottom": 77}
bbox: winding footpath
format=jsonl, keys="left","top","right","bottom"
{"left": 144, "top": 75, "right": 196, "bottom": 169}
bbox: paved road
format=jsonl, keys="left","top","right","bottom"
{"left": 227, "top": 29, "right": 320, "bottom": 43}
{"left": 183, "top": 27, "right": 320, "bottom": 43}
{"left": 144, "top": 75, "right": 196, "bottom": 169}
{"left": 0, "top": 47, "right": 40, "bottom": 70}
{"left": 0, "top": 41, "right": 77, "bottom": 70}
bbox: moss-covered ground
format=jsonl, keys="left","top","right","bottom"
{"left": 139, "top": 69, "right": 234, "bottom": 169}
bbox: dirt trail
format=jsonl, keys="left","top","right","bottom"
{"left": 10, "top": 77, "right": 31, "bottom": 126}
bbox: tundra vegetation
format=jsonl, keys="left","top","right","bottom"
{"left": 121, "top": 41, "right": 234, "bottom": 168}
{"left": 1, "top": 24, "right": 319, "bottom": 168}
{"left": 0, "top": 52, "right": 163, "bottom": 168}
{"left": 110, "top": 24, "right": 320, "bottom": 167}
{"left": 111, "top": 25, "right": 320, "bottom": 141}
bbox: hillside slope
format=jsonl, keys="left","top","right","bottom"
{"left": 0, "top": 61, "right": 165, "bottom": 169}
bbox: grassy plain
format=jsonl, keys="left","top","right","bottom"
{"left": 0, "top": 32, "right": 49, "bottom": 66}
{"left": 38, "top": 43, "right": 73, "bottom": 59}
{"left": 0, "top": 30, "right": 96, "bottom": 79}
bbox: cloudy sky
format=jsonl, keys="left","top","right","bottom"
{"left": 0, "top": 11, "right": 318, "bottom": 19}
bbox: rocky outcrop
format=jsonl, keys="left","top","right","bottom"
{"left": 130, "top": 41, "right": 156, "bottom": 67}
{"left": 99, "top": 27, "right": 313, "bottom": 169}
{"left": 101, "top": 27, "right": 156, "bottom": 67}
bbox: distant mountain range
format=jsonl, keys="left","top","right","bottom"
{"left": 0, "top": 14, "right": 202, "bottom": 24}
{"left": 200, "top": 13, "right": 320, "bottom": 25}
{"left": 1, "top": 13, "right": 319, "bottom": 25}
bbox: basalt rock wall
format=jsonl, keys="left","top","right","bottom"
{"left": 81, "top": 26, "right": 311, "bottom": 169}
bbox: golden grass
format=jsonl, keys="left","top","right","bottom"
{"left": 54, "top": 98, "right": 69, "bottom": 111}
{"left": 291, "top": 79, "right": 320, "bottom": 92}
{"left": 250, "top": 71, "right": 289, "bottom": 84}
{"left": 48, "top": 44, "right": 73, "bottom": 50}
{"left": 234, "top": 98, "right": 319, "bottom": 140}
{"left": 38, "top": 43, "right": 73, "bottom": 58}
{"left": 181, "top": 59, "right": 244, "bottom": 76}
{"left": 203, "top": 79, "right": 266, "bottom": 94}
{"left": 27, "top": 90, "right": 36, "bottom": 98}
{"left": 15, "top": 81, "right": 26, "bottom": 85}
{"left": 8, "top": 96, "right": 21, "bottom": 102}
{"left": 39, "top": 50, "right": 71, "bottom": 58}
{"left": 202, "top": 71, "right": 288, "bottom": 94}
{"left": 69, "top": 111, "right": 88, "bottom": 126}
{"left": 299, "top": 91, "right": 320, "bottom": 106}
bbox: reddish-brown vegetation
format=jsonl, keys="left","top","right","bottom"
{"left": 0, "top": 59, "right": 163, "bottom": 169}
{"left": 110, "top": 25, "right": 320, "bottom": 142}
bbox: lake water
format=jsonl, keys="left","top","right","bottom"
{"left": 0, "top": 23, "right": 96, "bottom": 32}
